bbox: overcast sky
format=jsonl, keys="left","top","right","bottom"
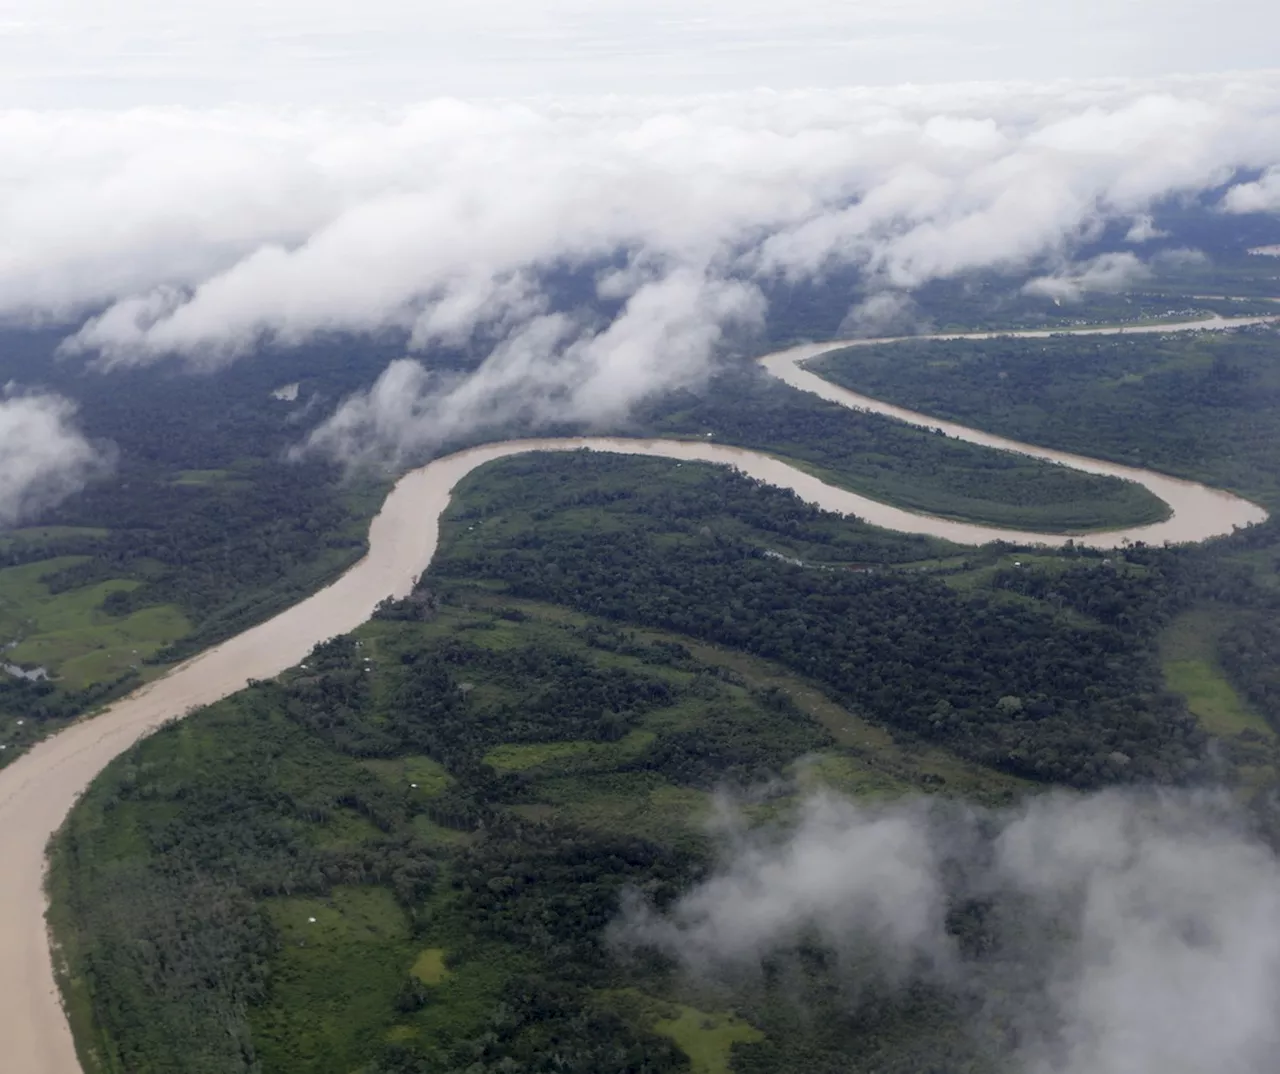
{"left": 4, "top": 0, "right": 1280, "bottom": 106}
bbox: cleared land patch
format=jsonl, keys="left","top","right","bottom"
{"left": 1161, "top": 607, "right": 1273, "bottom": 739}
{"left": 654, "top": 1004, "right": 765, "bottom": 1074}
{"left": 409, "top": 948, "right": 450, "bottom": 986}
{"left": 0, "top": 558, "right": 189, "bottom": 688}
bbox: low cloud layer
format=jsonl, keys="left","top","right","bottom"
{"left": 1225, "top": 167, "right": 1280, "bottom": 214}
{"left": 299, "top": 268, "right": 762, "bottom": 467}
{"left": 1023, "top": 251, "right": 1150, "bottom": 302}
{"left": 615, "top": 789, "right": 1280, "bottom": 1073}
{"left": 0, "top": 392, "right": 110, "bottom": 526}
{"left": 5, "top": 75, "right": 1280, "bottom": 462}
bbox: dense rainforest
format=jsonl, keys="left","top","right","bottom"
{"left": 0, "top": 329, "right": 405, "bottom": 742}
{"left": 50, "top": 442, "right": 1280, "bottom": 1074}
{"left": 812, "top": 326, "right": 1280, "bottom": 505}
{"left": 636, "top": 368, "right": 1168, "bottom": 531}
{"left": 0, "top": 319, "right": 1162, "bottom": 757}
{"left": 429, "top": 455, "right": 1200, "bottom": 787}
{"left": 18, "top": 234, "right": 1280, "bottom": 1070}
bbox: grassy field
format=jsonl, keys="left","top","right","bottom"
{"left": 0, "top": 470, "right": 389, "bottom": 761}
{"left": 170, "top": 469, "right": 251, "bottom": 487}
{"left": 654, "top": 1004, "right": 764, "bottom": 1074}
{"left": 1159, "top": 605, "right": 1277, "bottom": 790}
{"left": 1163, "top": 658, "right": 1267, "bottom": 738}
{"left": 255, "top": 887, "right": 415, "bottom": 1073}
{"left": 410, "top": 948, "right": 451, "bottom": 986}
{"left": 597, "top": 991, "right": 765, "bottom": 1074}
{"left": 1160, "top": 607, "right": 1273, "bottom": 738}
{"left": 361, "top": 754, "right": 455, "bottom": 796}
{"left": 0, "top": 552, "right": 191, "bottom": 764}
{"left": 0, "top": 557, "right": 189, "bottom": 688}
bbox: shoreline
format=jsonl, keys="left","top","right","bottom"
{"left": 2, "top": 311, "right": 1276, "bottom": 1074}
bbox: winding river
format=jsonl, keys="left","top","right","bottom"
{"left": 1, "top": 313, "right": 1275, "bottom": 1074}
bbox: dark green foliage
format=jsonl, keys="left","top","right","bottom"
{"left": 0, "top": 320, "right": 1174, "bottom": 747}
{"left": 56, "top": 447, "right": 1280, "bottom": 1074}
{"left": 372, "top": 977, "right": 690, "bottom": 1074}
{"left": 394, "top": 976, "right": 432, "bottom": 1014}
{"left": 805, "top": 326, "right": 1280, "bottom": 737}
{"left": 52, "top": 586, "right": 849, "bottom": 1074}
{"left": 38, "top": 272, "right": 1280, "bottom": 1074}
{"left": 0, "top": 329, "right": 403, "bottom": 738}
{"left": 433, "top": 456, "right": 1203, "bottom": 787}
{"left": 729, "top": 980, "right": 977, "bottom": 1074}
{"left": 48, "top": 461, "right": 371, "bottom": 655}
{"left": 810, "top": 326, "right": 1280, "bottom": 505}
{"left": 439, "top": 448, "right": 951, "bottom": 566}
{"left": 52, "top": 695, "right": 440, "bottom": 1074}
{"left": 287, "top": 633, "right": 678, "bottom": 768}
{"left": 1219, "top": 613, "right": 1280, "bottom": 727}
{"left": 628, "top": 691, "right": 828, "bottom": 788}
{"left": 990, "top": 555, "right": 1187, "bottom": 635}
{"left": 62, "top": 865, "right": 271, "bottom": 1074}
{"left": 452, "top": 820, "right": 699, "bottom": 977}
{"left": 636, "top": 368, "right": 1168, "bottom": 530}
{"left": 0, "top": 667, "right": 141, "bottom": 724}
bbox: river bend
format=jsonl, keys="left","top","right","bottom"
{"left": 1, "top": 313, "right": 1276, "bottom": 1074}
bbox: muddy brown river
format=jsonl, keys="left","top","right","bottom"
{"left": 0, "top": 314, "right": 1274, "bottom": 1074}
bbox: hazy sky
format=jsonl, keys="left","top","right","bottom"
{"left": 4, "top": 0, "right": 1280, "bottom": 106}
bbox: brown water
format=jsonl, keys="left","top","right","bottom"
{"left": 761, "top": 315, "right": 1275, "bottom": 546}
{"left": 2, "top": 313, "right": 1276, "bottom": 1074}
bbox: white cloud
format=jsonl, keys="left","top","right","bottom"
{"left": 1150, "top": 246, "right": 1210, "bottom": 270}
{"left": 616, "top": 788, "right": 1280, "bottom": 1074}
{"left": 1023, "top": 251, "right": 1151, "bottom": 303}
{"left": 1125, "top": 213, "right": 1168, "bottom": 242}
{"left": 0, "top": 392, "right": 111, "bottom": 525}
{"left": 997, "top": 792, "right": 1280, "bottom": 1074}
{"left": 3, "top": 75, "right": 1279, "bottom": 459}
{"left": 615, "top": 791, "right": 950, "bottom": 979}
{"left": 21, "top": 78, "right": 1280, "bottom": 360}
{"left": 299, "top": 267, "right": 763, "bottom": 466}
{"left": 1224, "top": 167, "right": 1280, "bottom": 213}
{"left": 837, "top": 291, "right": 924, "bottom": 337}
